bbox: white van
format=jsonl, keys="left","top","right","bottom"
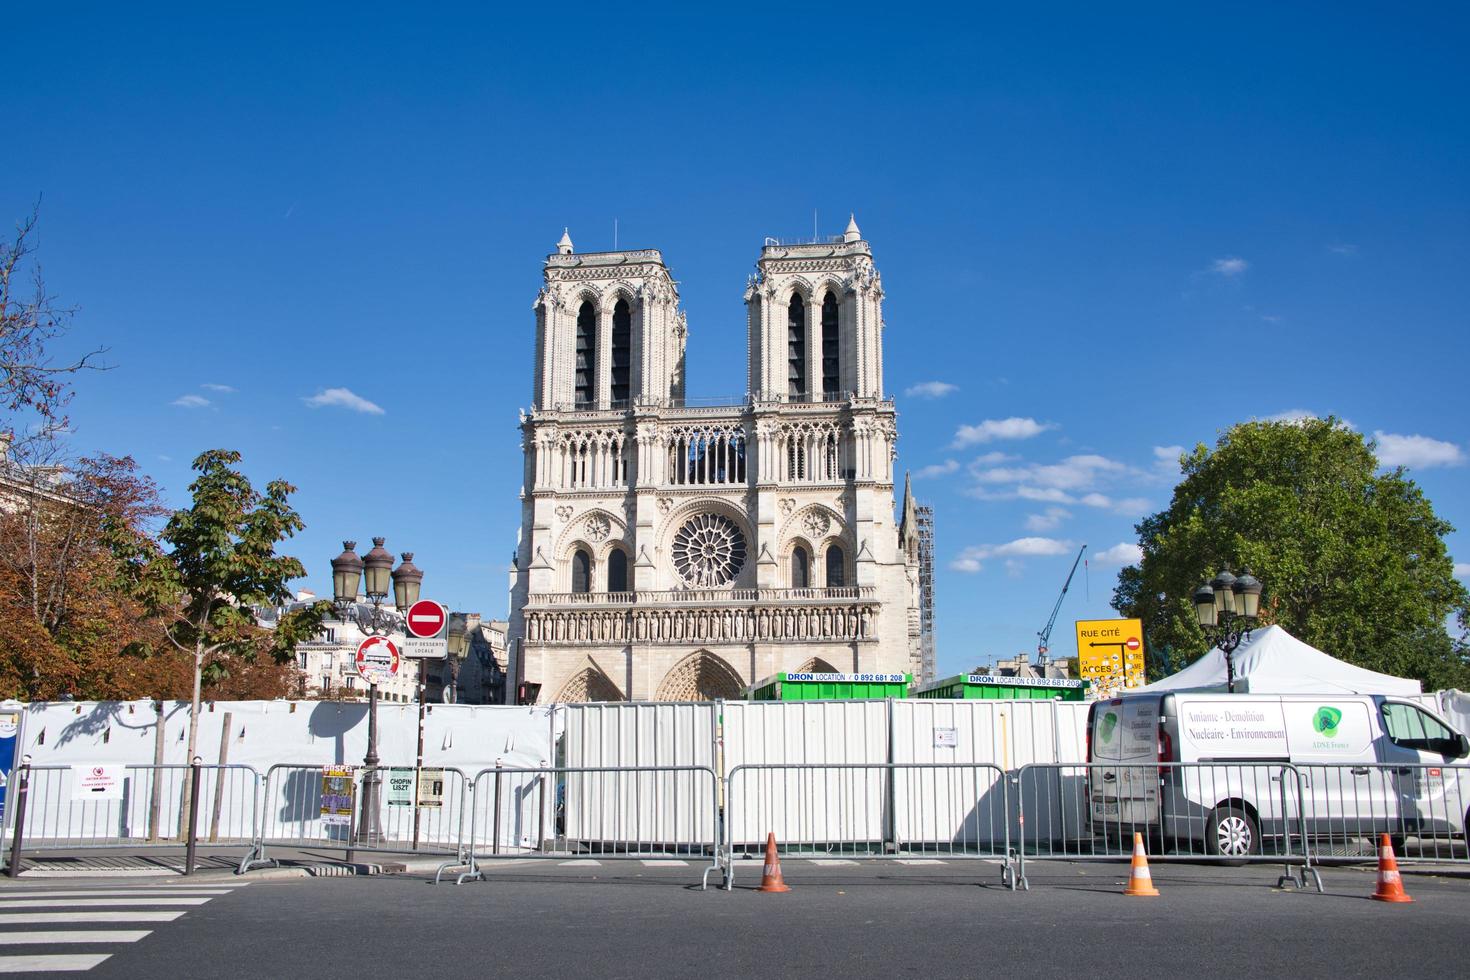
{"left": 1086, "top": 692, "right": 1470, "bottom": 856}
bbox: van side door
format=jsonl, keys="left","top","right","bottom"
{"left": 1378, "top": 701, "right": 1470, "bottom": 837}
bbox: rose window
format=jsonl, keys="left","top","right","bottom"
{"left": 671, "top": 514, "right": 747, "bottom": 588}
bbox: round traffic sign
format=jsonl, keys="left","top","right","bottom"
{"left": 406, "top": 599, "right": 447, "bottom": 639}
{"left": 355, "top": 636, "right": 400, "bottom": 683}
{"left": 1125, "top": 637, "right": 1141, "bottom": 651}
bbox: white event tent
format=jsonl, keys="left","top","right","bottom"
{"left": 1132, "top": 624, "right": 1421, "bottom": 695}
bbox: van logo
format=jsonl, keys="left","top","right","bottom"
{"left": 1100, "top": 711, "right": 1119, "bottom": 744}
{"left": 1313, "top": 706, "right": 1343, "bottom": 737}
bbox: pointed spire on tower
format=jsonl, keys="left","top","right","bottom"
{"left": 898, "top": 471, "right": 919, "bottom": 549}
{"left": 556, "top": 228, "right": 574, "bottom": 255}
{"left": 843, "top": 213, "right": 862, "bottom": 243}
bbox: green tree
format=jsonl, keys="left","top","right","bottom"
{"left": 1114, "top": 418, "right": 1470, "bottom": 687}
{"left": 158, "top": 449, "right": 330, "bottom": 777}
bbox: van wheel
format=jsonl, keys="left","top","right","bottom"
{"left": 1208, "top": 806, "right": 1259, "bottom": 859}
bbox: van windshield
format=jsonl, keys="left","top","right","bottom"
{"left": 1093, "top": 706, "right": 1124, "bottom": 760}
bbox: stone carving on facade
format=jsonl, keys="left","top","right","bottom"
{"left": 523, "top": 602, "right": 879, "bottom": 646}
{"left": 554, "top": 506, "right": 572, "bottom": 522}
{"left": 585, "top": 513, "right": 611, "bottom": 542}
{"left": 657, "top": 497, "right": 673, "bottom": 515}
{"left": 802, "top": 508, "right": 832, "bottom": 539}
{"left": 778, "top": 498, "right": 795, "bottom": 516}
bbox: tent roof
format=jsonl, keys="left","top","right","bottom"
{"left": 1132, "top": 625, "right": 1421, "bottom": 695}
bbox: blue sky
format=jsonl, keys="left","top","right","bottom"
{"left": 7, "top": 3, "right": 1468, "bottom": 678}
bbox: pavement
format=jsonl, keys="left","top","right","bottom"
{"left": 0, "top": 858, "right": 1465, "bottom": 977}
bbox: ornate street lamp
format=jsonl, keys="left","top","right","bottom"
{"left": 445, "top": 615, "right": 468, "bottom": 704}
{"left": 1192, "top": 568, "right": 1263, "bottom": 693}
{"left": 328, "top": 538, "right": 419, "bottom": 844}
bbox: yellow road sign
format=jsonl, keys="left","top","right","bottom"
{"left": 1075, "top": 618, "right": 1145, "bottom": 696}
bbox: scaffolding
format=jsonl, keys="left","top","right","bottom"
{"left": 916, "top": 504, "right": 936, "bottom": 686}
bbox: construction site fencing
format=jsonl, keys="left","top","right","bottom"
{"left": 446, "top": 765, "right": 721, "bottom": 887}
{"left": 722, "top": 762, "right": 1014, "bottom": 891}
{"left": 241, "top": 764, "right": 472, "bottom": 873}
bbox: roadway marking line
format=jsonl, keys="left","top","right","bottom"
{"left": 0, "top": 931, "right": 151, "bottom": 945}
{"left": 640, "top": 860, "right": 688, "bottom": 867}
{"left": 894, "top": 859, "right": 947, "bottom": 865}
{"left": 558, "top": 860, "right": 601, "bottom": 867}
{"left": 0, "top": 953, "right": 112, "bottom": 972}
{"left": 0, "top": 890, "right": 234, "bottom": 900}
{"left": 0, "top": 899, "right": 212, "bottom": 909}
{"left": 0, "top": 912, "right": 187, "bottom": 925}
{"left": 808, "top": 859, "right": 860, "bottom": 866}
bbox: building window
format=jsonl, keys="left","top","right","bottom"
{"left": 611, "top": 298, "right": 631, "bottom": 406}
{"left": 821, "top": 292, "right": 839, "bottom": 396}
{"left": 607, "top": 548, "right": 629, "bottom": 593}
{"left": 826, "top": 544, "right": 846, "bottom": 587}
{"left": 572, "top": 548, "right": 593, "bottom": 594}
{"left": 787, "top": 293, "right": 806, "bottom": 398}
{"left": 575, "top": 301, "right": 597, "bottom": 407}
{"left": 791, "top": 546, "right": 810, "bottom": 589}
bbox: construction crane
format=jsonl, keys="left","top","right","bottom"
{"left": 1037, "top": 545, "right": 1087, "bottom": 671}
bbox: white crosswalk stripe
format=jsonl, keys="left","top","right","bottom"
{"left": 0, "top": 884, "right": 242, "bottom": 972}
{"left": 0, "top": 954, "right": 112, "bottom": 973}
{"left": 894, "top": 859, "right": 947, "bottom": 865}
{"left": 0, "top": 932, "right": 150, "bottom": 946}
{"left": 808, "top": 859, "right": 860, "bottom": 866}
{"left": 558, "top": 859, "right": 601, "bottom": 866}
{"left": 639, "top": 860, "right": 688, "bottom": 867}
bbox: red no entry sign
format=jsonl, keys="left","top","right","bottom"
{"left": 355, "top": 636, "right": 400, "bottom": 683}
{"left": 1125, "top": 637, "right": 1142, "bottom": 651}
{"left": 406, "top": 600, "right": 446, "bottom": 639}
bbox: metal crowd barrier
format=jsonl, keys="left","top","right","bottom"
{"left": 722, "top": 762, "right": 1014, "bottom": 891}
{"left": 1293, "top": 763, "right": 1470, "bottom": 865}
{"left": 242, "top": 764, "right": 471, "bottom": 873}
{"left": 5, "top": 762, "right": 262, "bottom": 877}
{"left": 444, "top": 764, "right": 721, "bottom": 888}
{"left": 1013, "top": 762, "right": 1318, "bottom": 891}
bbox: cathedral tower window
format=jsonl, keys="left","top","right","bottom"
{"left": 571, "top": 548, "right": 593, "bottom": 594}
{"left": 825, "top": 544, "right": 846, "bottom": 588}
{"left": 821, "top": 292, "right": 839, "bottom": 397}
{"left": 787, "top": 293, "right": 806, "bottom": 399}
{"left": 611, "top": 298, "right": 631, "bottom": 406}
{"left": 607, "top": 548, "right": 629, "bottom": 593}
{"left": 575, "top": 301, "right": 597, "bottom": 407}
{"left": 791, "top": 546, "right": 810, "bottom": 589}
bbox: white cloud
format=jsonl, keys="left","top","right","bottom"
{"left": 1112, "top": 497, "right": 1152, "bottom": 516}
{"left": 171, "top": 394, "right": 210, "bottom": 408}
{"left": 904, "top": 381, "right": 959, "bottom": 399}
{"left": 1093, "top": 542, "right": 1144, "bottom": 566}
{"left": 1152, "top": 445, "right": 1184, "bottom": 475}
{"left": 1455, "top": 562, "right": 1470, "bottom": 579}
{"left": 913, "top": 459, "right": 960, "bottom": 479}
{"left": 952, "top": 417, "right": 1055, "bottom": 448}
{"left": 304, "top": 387, "right": 386, "bottom": 415}
{"left": 201, "top": 383, "right": 236, "bottom": 393}
{"left": 1209, "top": 256, "right": 1249, "bottom": 277}
{"left": 1264, "top": 408, "right": 1318, "bottom": 423}
{"left": 971, "top": 451, "right": 1016, "bottom": 465}
{"left": 1024, "top": 507, "right": 1071, "bottom": 532}
{"left": 949, "top": 537, "right": 1076, "bottom": 573}
{"left": 1327, "top": 243, "right": 1358, "bottom": 256}
{"left": 1079, "top": 492, "right": 1112, "bottom": 508}
{"left": 1373, "top": 431, "right": 1465, "bottom": 469}
{"left": 971, "top": 454, "right": 1127, "bottom": 491}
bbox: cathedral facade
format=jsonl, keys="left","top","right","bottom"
{"left": 505, "top": 218, "right": 922, "bottom": 703}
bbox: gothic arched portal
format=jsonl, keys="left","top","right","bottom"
{"left": 655, "top": 650, "right": 745, "bottom": 702}
{"left": 553, "top": 667, "right": 625, "bottom": 704}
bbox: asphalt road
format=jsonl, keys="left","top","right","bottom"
{"left": 2, "top": 860, "right": 1466, "bottom": 979}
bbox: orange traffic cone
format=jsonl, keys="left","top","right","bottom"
{"left": 757, "top": 831, "right": 790, "bottom": 893}
{"left": 1123, "top": 832, "right": 1160, "bottom": 897}
{"left": 1372, "top": 833, "right": 1413, "bottom": 903}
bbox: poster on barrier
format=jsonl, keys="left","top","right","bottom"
{"left": 72, "top": 764, "right": 123, "bottom": 801}
{"left": 320, "top": 766, "right": 355, "bottom": 827}
{"left": 387, "top": 768, "right": 416, "bottom": 807}
{"left": 417, "top": 768, "right": 444, "bottom": 808}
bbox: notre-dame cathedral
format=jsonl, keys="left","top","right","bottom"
{"left": 505, "top": 217, "right": 924, "bottom": 703}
